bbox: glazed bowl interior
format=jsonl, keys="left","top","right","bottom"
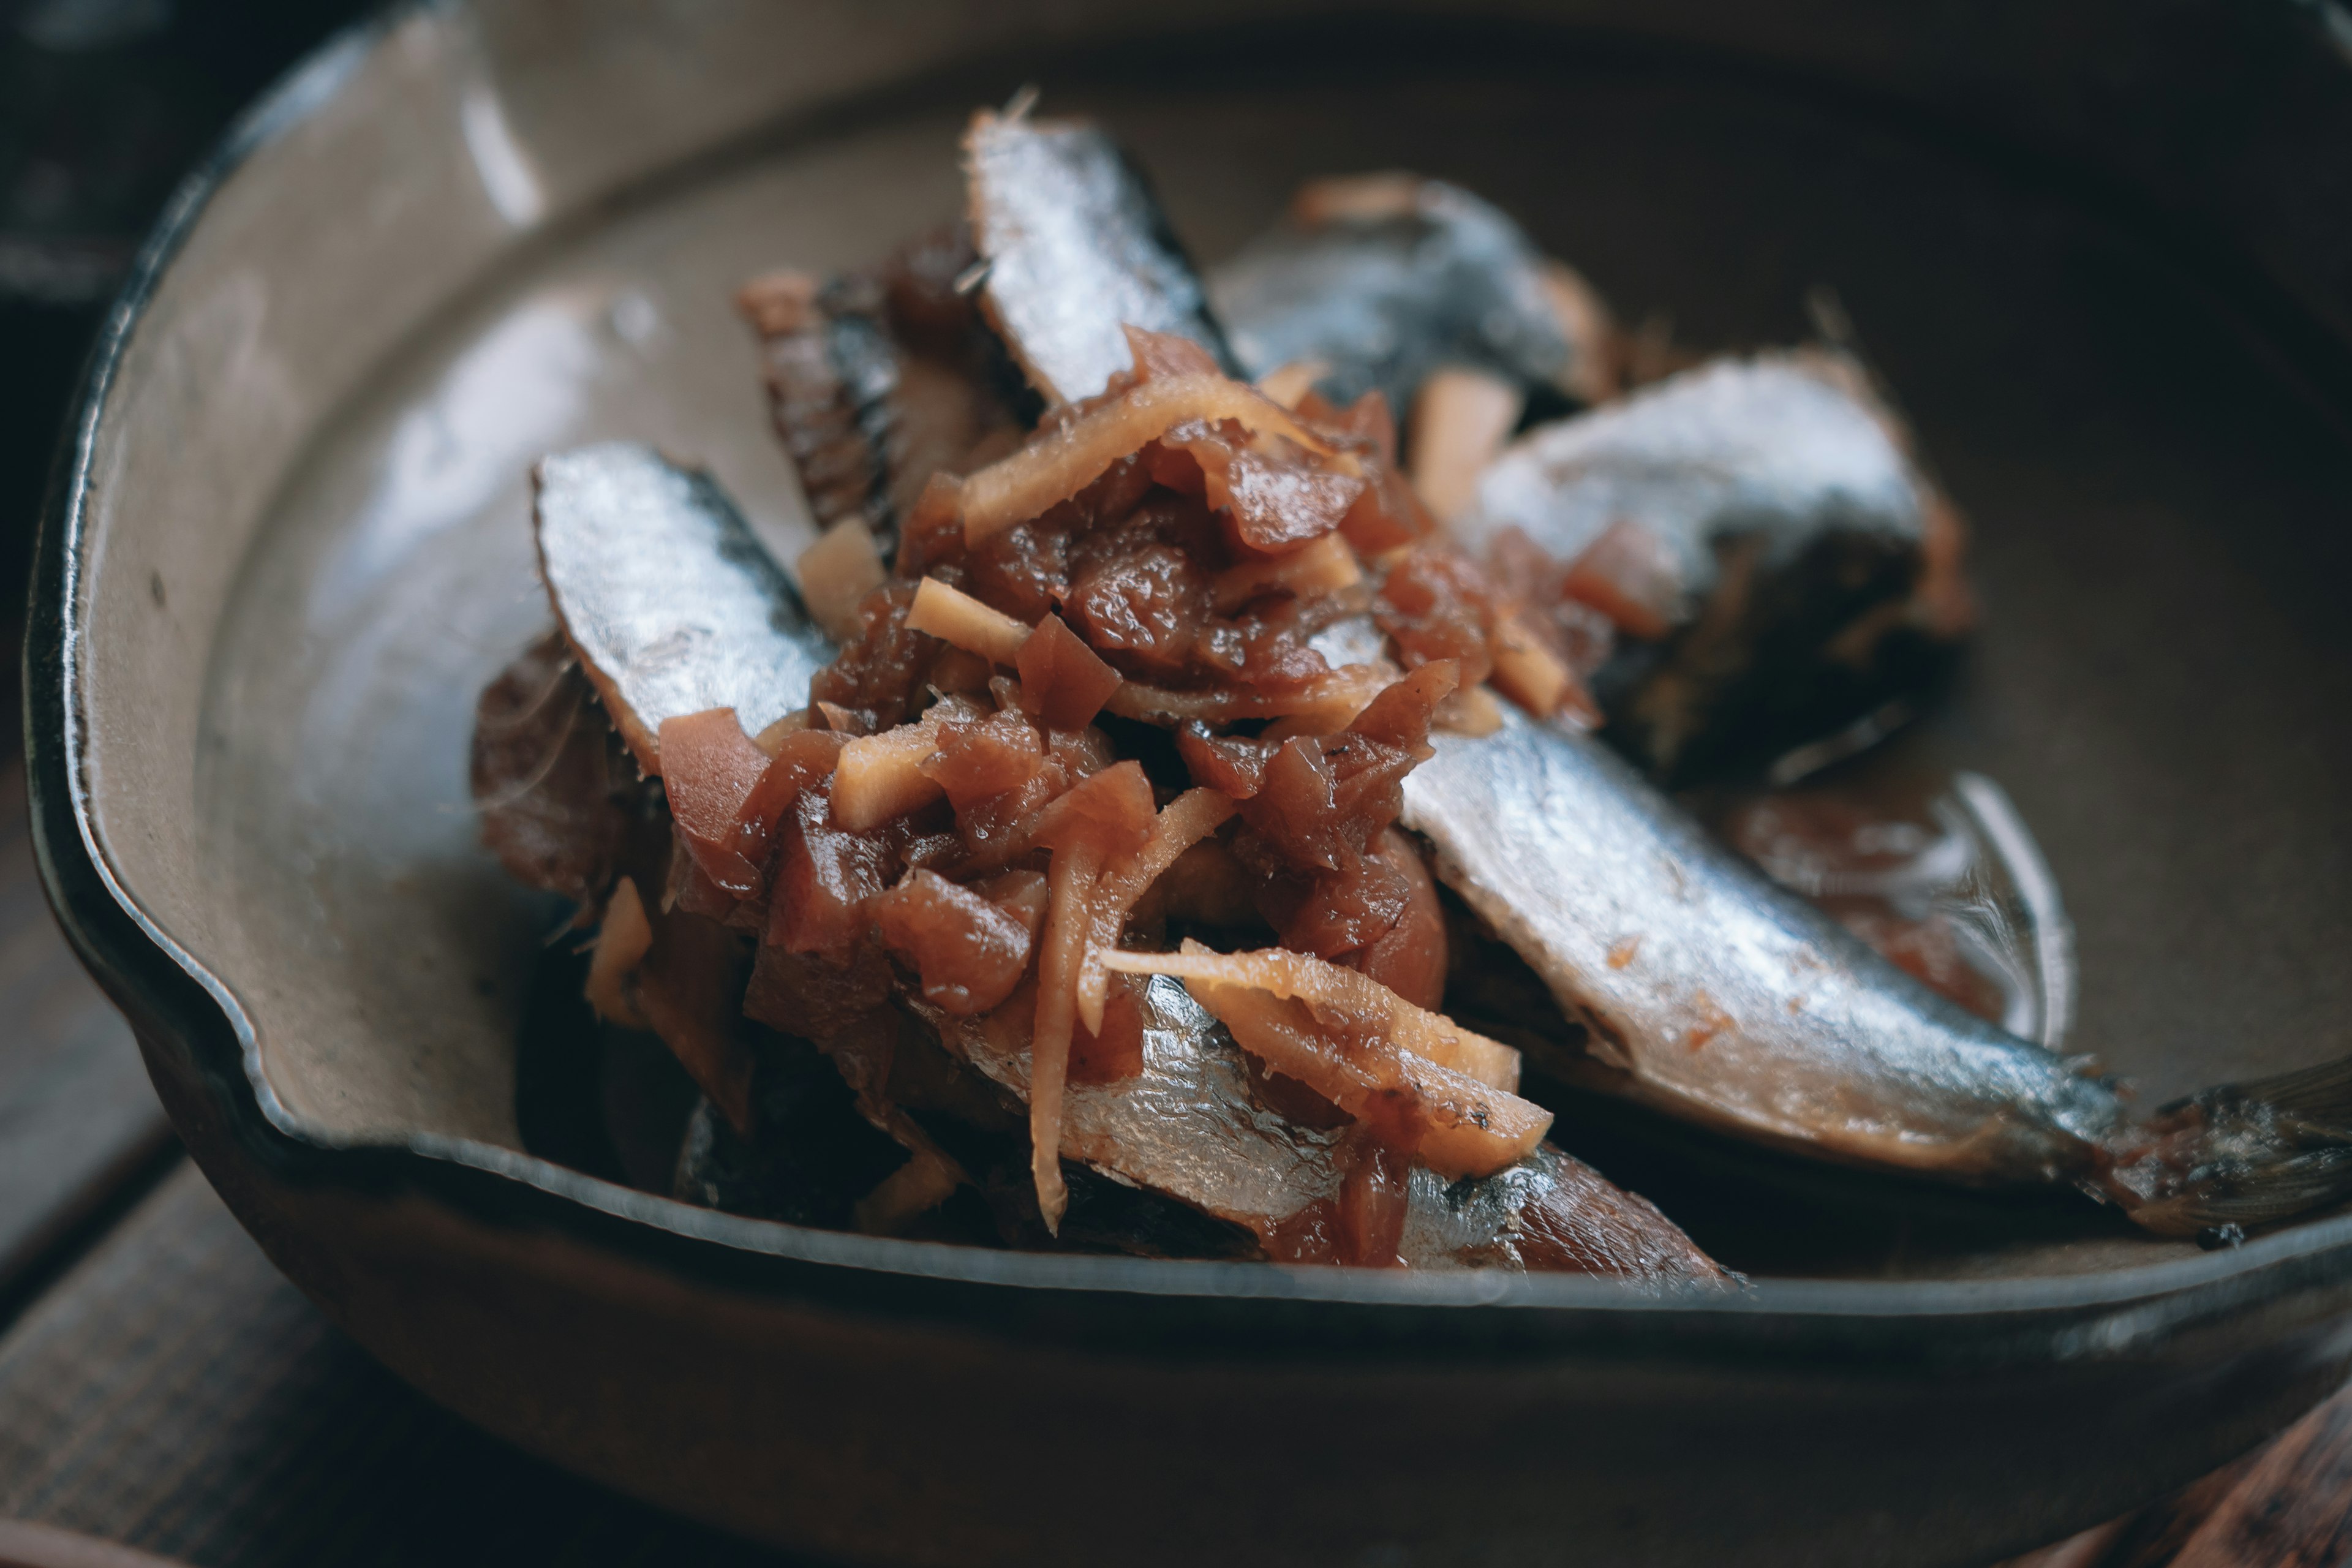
{"left": 67, "top": 0, "right": 2352, "bottom": 1288}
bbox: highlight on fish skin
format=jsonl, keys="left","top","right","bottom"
{"left": 470, "top": 88, "right": 2352, "bottom": 1278}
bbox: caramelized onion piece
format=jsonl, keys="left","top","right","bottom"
{"left": 737, "top": 729, "right": 850, "bottom": 851}
{"left": 960, "top": 372, "right": 1337, "bottom": 545}
{"left": 1348, "top": 827, "right": 1447, "bottom": 1010}
{"left": 657, "top": 708, "right": 775, "bottom": 894}
{"left": 906, "top": 575, "right": 1031, "bottom": 665}
{"left": 873, "top": 868, "right": 1038, "bottom": 1015}
{"left": 1016, "top": 613, "right": 1123, "bottom": 731}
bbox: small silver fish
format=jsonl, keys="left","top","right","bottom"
{"left": 534, "top": 443, "right": 833, "bottom": 766}
{"left": 1210, "top": 173, "right": 1610, "bottom": 414}
{"left": 965, "top": 105, "right": 1238, "bottom": 403}
{"left": 922, "top": 973, "right": 1725, "bottom": 1281}
{"left": 1404, "top": 707, "right": 2352, "bottom": 1237}
{"left": 1458, "top": 350, "right": 1970, "bottom": 785}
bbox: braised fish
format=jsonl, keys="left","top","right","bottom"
{"left": 919, "top": 972, "right": 1724, "bottom": 1280}
{"left": 1404, "top": 707, "right": 2352, "bottom": 1237}
{"left": 737, "top": 227, "right": 1033, "bottom": 550}
{"left": 1458, "top": 350, "right": 1972, "bottom": 785}
{"left": 965, "top": 103, "right": 1239, "bottom": 403}
{"left": 534, "top": 443, "right": 834, "bottom": 769}
{"left": 1210, "top": 173, "right": 1614, "bottom": 417}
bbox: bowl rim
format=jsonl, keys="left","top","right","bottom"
{"left": 26, "top": 0, "right": 2352, "bottom": 1368}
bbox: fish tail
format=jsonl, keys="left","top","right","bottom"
{"left": 2100, "top": 1056, "right": 2352, "bottom": 1243}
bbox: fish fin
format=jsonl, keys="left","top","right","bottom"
{"left": 2111, "top": 1056, "right": 2352, "bottom": 1237}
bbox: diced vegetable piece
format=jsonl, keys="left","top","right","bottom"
{"left": 738, "top": 728, "right": 850, "bottom": 847}
{"left": 658, "top": 707, "right": 777, "bottom": 894}
{"left": 1016, "top": 614, "right": 1123, "bottom": 731}
{"left": 852, "top": 1146, "right": 965, "bottom": 1236}
{"left": 1208, "top": 532, "right": 1363, "bottom": 614}
{"left": 1562, "top": 518, "right": 1683, "bottom": 640}
{"left": 832, "top": 710, "right": 953, "bottom": 832}
{"left": 1408, "top": 367, "right": 1521, "bottom": 526}
{"left": 1433, "top": 683, "right": 1506, "bottom": 736}
{"left": 636, "top": 906, "right": 756, "bottom": 1134}
{"left": 873, "top": 868, "right": 1038, "bottom": 1015}
{"left": 1487, "top": 609, "right": 1581, "bottom": 721}
{"left": 584, "top": 875, "right": 654, "bottom": 1029}
{"left": 772, "top": 787, "right": 899, "bottom": 964}
{"left": 907, "top": 576, "right": 1032, "bottom": 665}
{"left": 1030, "top": 760, "right": 1157, "bottom": 858}
{"left": 797, "top": 519, "right": 889, "bottom": 641}
{"left": 749, "top": 707, "right": 813, "bottom": 756}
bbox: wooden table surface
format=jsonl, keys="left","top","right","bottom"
{"left": 0, "top": 756, "right": 2345, "bottom": 1568}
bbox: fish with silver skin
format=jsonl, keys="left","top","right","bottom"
{"left": 965, "top": 105, "right": 1240, "bottom": 404}
{"left": 533, "top": 443, "right": 832, "bottom": 770}
{"left": 915, "top": 975, "right": 1720, "bottom": 1279}
{"left": 1402, "top": 706, "right": 2352, "bottom": 1237}
{"left": 524, "top": 444, "right": 1724, "bottom": 1280}
{"left": 1210, "top": 173, "right": 1614, "bottom": 415}
{"left": 1458, "top": 350, "right": 1972, "bottom": 786}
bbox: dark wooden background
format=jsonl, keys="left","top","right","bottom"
{"left": 1, "top": 4, "right": 2346, "bottom": 1564}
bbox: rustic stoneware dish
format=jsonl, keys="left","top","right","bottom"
{"left": 28, "top": 2, "right": 2352, "bottom": 1563}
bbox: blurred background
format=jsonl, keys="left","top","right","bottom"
{"left": 0, "top": 0, "right": 370, "bottom": 722}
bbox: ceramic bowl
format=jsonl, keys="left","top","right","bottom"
{"left": 29, "top": 2, "right": 2352, "bottom": 1562}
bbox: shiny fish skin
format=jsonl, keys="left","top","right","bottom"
{"left": 1403, "top": 706, "right": 2125, "bottom": 1186}
{"left": 534, "top": 443, "right": 833, "bottom": 767}
{"left": 931, "top": 975, "right": 1339, "bottom": 1237}
{"left": 1209, "top": 176, "right": 1592, "bottom": 417}
{"left": 1459, "top": 351, "right": 1964, "bottom": 785}
{"left": 927, "top": 974, "right": 1723, "bottom": 1281}
{"left": 1461, "top": 351, "right": 1927, "bottom": 586}
{"left": 965, "top": 108, "right": 1239, "bottom": 403}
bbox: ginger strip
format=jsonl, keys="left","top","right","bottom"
{"left": 1076, "top": 788, "right": 1238, "bottom": 1033}
{"left": 959, "top": 372, "right": 1338, "bottom": 545}
{"left": 907, "top": 576, "right": 1032, "bottom": 666}
{"left": 1106, "top": 941, "right": 1547, "bottom": 1179}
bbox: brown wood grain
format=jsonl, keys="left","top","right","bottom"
{"left": 0, "top": 1164, "right": 810, "bottom": 1567}
{"left": 1997, "top": 1408, "right": 2352, "bottom": 1568}
{"left": 2168, "top": 1397, "right": 2352, "bottom": 1568}
{"left": 0, "top": 758, "right": 176, "bottom": 1311}
{"left": 0, "top": 1519, "right": 191, "bottom": 1568}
